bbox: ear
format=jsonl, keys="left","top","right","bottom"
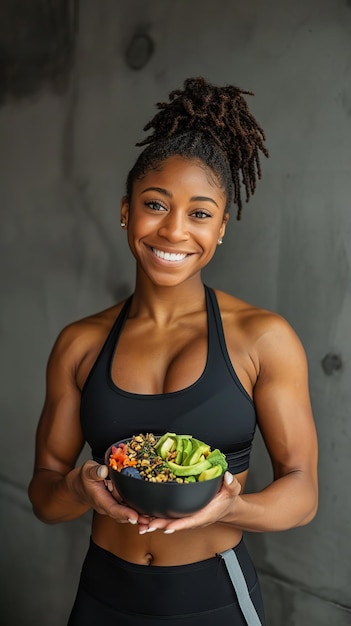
{"left": 219, "top": 211, "right": 229, "bottom": 240}
{"left": 120, "top": 196, "right": 129, "bottom": 227}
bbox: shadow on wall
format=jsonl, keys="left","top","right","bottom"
{"left": 0, "top": 0, "right": 78, "bottom": 103}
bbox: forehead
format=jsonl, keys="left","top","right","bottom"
{"left": 135, "top": 156, "right": 227, "bottom": 201}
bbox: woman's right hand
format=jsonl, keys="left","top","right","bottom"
{"left": 75, "top": 460, "right": 140, "bottom": 524}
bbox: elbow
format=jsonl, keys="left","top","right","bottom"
{"left": 297, "top": 508, "right": 317, "bottom": 527}
{"left": 296, "top": 490, "right": 319, "bottom": 527}
{"left": 30, "top": 505, "right": 61, "bottom": 525}
{"left": 290, "top": 466, "right": 319, "bottom": 528}
{"left": 28, "top": 483, "right": 60, "bottom": 525}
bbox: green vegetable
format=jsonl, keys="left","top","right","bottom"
{"left": 181, "top": 438, "right": 193, "bottom": 464}
{"left": 206, "top": 449, "right": 228, "bottom": 473}
{"left": 154, "top": 432, "right": 227, "bottom": 481}
{"left": 166, "top": 459, "right": 211, "bottom": 477}
{"left": 159, "top": 436, "right": 176, "bottom": 459}
{"left": 175, "top": 437, "right": 184, "bottom": 464}
{"left": 156, "top": 433, "right": 176, "bottom": 452}
{"left": 198, "top": 465, "right": 223, "bottom": 481}
{"left": 184, "top": 439, "right": 211, "bottom": 466}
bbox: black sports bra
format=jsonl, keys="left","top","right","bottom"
{"left": 80, "top": 285, "right": 257, "bottom": 474}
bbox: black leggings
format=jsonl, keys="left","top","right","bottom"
{"left": 67, "top": 538, "right": 265, "bottom": 625}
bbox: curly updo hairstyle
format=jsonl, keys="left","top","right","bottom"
{"left": 126, "top": 77, "right": 269, "bottom": 220}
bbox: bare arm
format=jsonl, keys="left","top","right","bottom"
{"left": 145, "top": 314, "right": 318, "bottom": 533}
{"left": 221, "top": 316, "right": 318, "bottom": 531}
{"left": 28, "top": 323, "right": 139, "bottom": 525}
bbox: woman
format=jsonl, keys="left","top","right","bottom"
{"left": 28, "top": 77, "right": 318, "bottom": 625}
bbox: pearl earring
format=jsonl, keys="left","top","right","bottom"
{"left": 120, "top": 221, "right": 127, "bottom": 228}
{"left": 217, "top": 238, "right": 223, "bottom": 245}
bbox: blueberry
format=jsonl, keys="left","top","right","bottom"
{"left": 121, "top": 467, "right": 142, "bottom": 479}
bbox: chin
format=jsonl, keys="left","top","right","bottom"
{"left": 150, "top": 277, "right": 187, "bottom": 288}
{"left": 145, "top": 270, "right": 196, "bottom": 288}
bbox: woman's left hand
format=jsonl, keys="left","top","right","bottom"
{"left": 136, "top": 472, "right": 241, "bottom": 535}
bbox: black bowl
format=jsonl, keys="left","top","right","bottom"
{"left": 104, "top": 439, "right": 223, "bottom": 518}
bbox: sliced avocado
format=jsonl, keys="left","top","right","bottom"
{"left": 159, "top": 436, "right": 176, "bottom": 459}
{"left": 198, "top": 465, "right": 223, "bottom": 481}
{"left": 186, "top": 442, "right": 211, "bottom": 466}
{"left": 166, "top": 459, "right": 211, "bottom": 477}
{"left": 181, "top": 438, "right": 193, "bottom": 464}
{"left": 175, "top": 436, "right": 184, "bottom": 464}
{"left": 155, "top": 432, "right": 176, "bottom": 451}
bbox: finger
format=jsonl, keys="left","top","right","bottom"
{"left": 138, "top": 524, "right": 157, "bottom": 535}
{"left": 138, "top": 514, "right": 155, "bottom": 525}
{"left": 148, "top": 492, "right": 228, "bottom": 533}
{"left": 104, "top": 478, "right": 114, "bottom": 492}
{"left": 148, "top": 512, "right": 204, "bottom": 534}
{"left": 139, "top": 520, "right": 168, "bottom": 533}
{"left": 103, "top": 498, "right": 139, "bottom": 524}
{"left": 223, "top": 472, "right": 241, "bottom": 496}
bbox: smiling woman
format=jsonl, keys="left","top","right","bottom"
{"left": 121, "top": 156, "right": 229, "bottom": 288}
{"left": 28, "top": 77, "right": 318, "bottom": 626}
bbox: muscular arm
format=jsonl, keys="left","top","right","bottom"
{"left": 227, "top": 315, "right": 318, "bottom": 531}
{"left": 28, "top": 323, "right": 137, "bottom": 525}
{"left": 146, "top": 314, "right": 318, "bottom": 534}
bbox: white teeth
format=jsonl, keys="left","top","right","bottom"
{"left": 152, "top": 248, "right": 187, "bottom": 262}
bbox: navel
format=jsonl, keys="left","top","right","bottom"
{"left": 144, "top": 552, "right": 154, "bottom": 565}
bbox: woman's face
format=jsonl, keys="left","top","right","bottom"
{"left": 121, "top": 156, "right": 229, "bottom": 288}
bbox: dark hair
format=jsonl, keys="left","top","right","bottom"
{"left": 126, "top": 77, "right": 269, "bottom": 220}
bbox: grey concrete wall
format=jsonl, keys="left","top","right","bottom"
{"left": 1, "top": 1, "right": 350, "bottom": 624}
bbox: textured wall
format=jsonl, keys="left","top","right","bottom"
{"left": 1, "top": 1, "right": 351, "bottom": 624}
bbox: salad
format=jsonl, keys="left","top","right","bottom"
{"left": 108, "top": 432, "right": 228, "bottom": 483}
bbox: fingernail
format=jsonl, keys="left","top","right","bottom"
{"left": 97, "top": 465, "right": 107, "bottom": 478}
{"left": 224, "top": 471, "right": 234, "bottom": 485}
{"left": 163, "top": 529, "right": 175, "bottom": 534}
{"left": 147, "top": 527, "right": 157, "bottom": 532}
{"left": 128, "top": 518, "right": 137, "bottom": 525}
{"left": 139, "top": 529, "right": 148, "bottom": 535}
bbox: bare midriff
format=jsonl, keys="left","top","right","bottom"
{"left": 91, "top": 472, "right": 248, "bottom": 566}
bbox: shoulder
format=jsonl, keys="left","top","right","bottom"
{"left": 213, "top": 287, "right": 287, "bottom": 333}
{"left": 47, "top": 301, "right": 127, "bottom": 371}
{"left": 212, "top": 288, "right": 306, "bottom": 374}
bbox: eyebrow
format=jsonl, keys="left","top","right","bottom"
{"left": 141, "top": 187, "right": 219, "bottom": 208}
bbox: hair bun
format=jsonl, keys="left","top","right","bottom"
{"left": 132, "top": 76, "right": 269, "bottom": 219}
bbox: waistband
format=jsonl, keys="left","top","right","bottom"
{"left": 79, "top": 538, "right": 259, "bottom": 617}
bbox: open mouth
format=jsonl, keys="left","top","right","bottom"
{"left": 151, "top": 247, "right": 188, "bottom": 262}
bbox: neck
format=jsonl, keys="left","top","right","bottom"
{"left": 129, "top": 274, "right": 207, "bottom": 325}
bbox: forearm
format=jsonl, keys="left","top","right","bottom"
{"left": 28, "top": 466, "right": 91, "bottom": 524}
{"left": 222, "top": 471, "right": 318, "bottom": 532}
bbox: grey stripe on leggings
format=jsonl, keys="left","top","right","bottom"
{"left": 220, "top": 549, "right": 262, "bottom": 626}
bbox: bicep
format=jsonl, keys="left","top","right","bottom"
{"left": 33, "top": 333, "right": 86, "bottom": 476}
{"left": 253, "top": 321, "right": 318, "bottom": 480}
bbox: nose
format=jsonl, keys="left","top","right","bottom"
{"left": 157, "top": 210, "right": 189, "bottom": 242}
